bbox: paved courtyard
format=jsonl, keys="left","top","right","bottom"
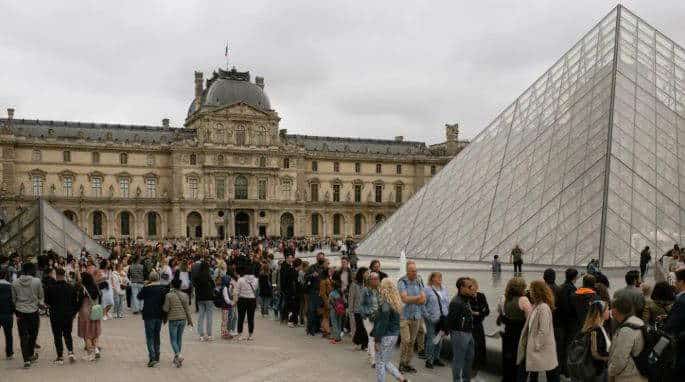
{"left": 0, "top": 309, "right": 497, "bottom": 381}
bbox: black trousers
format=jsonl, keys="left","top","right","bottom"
{"left": 513, "top": 261, "right": 523, "bottom": 273}
{"left": 0, "top": 314, "right": 13, "bottom": 357}
{"left": 50, "top": 315, "right": 75, "bottom": 358}
{"left": 16, "top": 311, "right": 39, "bottom": 362}
{"left": 287, "top": 296, "right": 300, "bottom": 325}
{"left": 237, "top": 297, "right": 257, "bottom": 335}
{"left": 126, "top": 285, "right": 132, "bottom": 308}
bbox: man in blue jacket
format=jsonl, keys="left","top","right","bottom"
{"left": 665, "top": 268, "right": 685, "bottom": 374}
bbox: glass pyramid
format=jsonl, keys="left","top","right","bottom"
{"left": 0, "top": 199, "right": 110, "bottom": 259}
{"left": 357, "top": 6, "right": 685, "bottom": 268}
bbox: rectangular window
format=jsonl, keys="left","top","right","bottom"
{"left": 355, "top": 162, "right": 361, "bottom": 173}
{"left": 283, "top": 157, "right": 290, "bottom": 169}
{"left": 32, "top": 150, "right": 42, "bottom": 162}
{"left": 259, "top": 156, "right": 266, "bottom": 168}
{"left": 395, "top": 184, "right": 403, "bottom": 203}
{"left": 312, "top": 161, "right": 318, "bottom": 172}
{"left": 63, "top": 151, "right": 71, "bottom": 162}
{"left": 376, "top": 163, "right": 382, "bottom": 174}
{"left": 310, "top": 183, "right": 319, "bottom": 202}
{"left": 92, "top": 177, "right": 102, "bottom": 197}
{"left": 258, "top": 179, "right": 267, "bottom": 200}
{"left": 92, "top": 152, "right": 100, "bottom": 164}
{"left": 396, "top": 164, "right": 402, "bottom": 174}
{"left": 32, "top": 175, "right": 44, "bottom": 196}
{"left": 146, "top": 177, "right": 157, "bottom": 198}
{"left": 375, "top": 185, "right": 383, "bottom": 203}
{"left": 333, "top": 161, "right": 340, "bottom": 172}
{"left": 216, "top": 178, "right": 226, "bottom": 199}
{"left": 354, "top": 184, "right": 362, "bottom": 203}
{"left": 146, "top": 154, "right": 155, "bottom": 167}
{"left": 430, "top": 165, "right": 436, "bottom": 175}
{"left": 119, "top": 178, "right": 130, "bottom": 198}
{"left": 63, "top": 177, "right": 73, "bottom": 197}
{"left": 333, "top": 184, "right": 340, "bottom": 202}
{"left": 189, "top": 178, "right": 198, "bottom": 199}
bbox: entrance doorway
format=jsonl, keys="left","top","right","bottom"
{"left": 217, "top": 225, "right": 225, "bottom": 239}
{"left": 258, "top": 225, "right": 266, "bottom": 238}
{"left": 187, "top": 211, "right": 202, "bottom": 239}
{"left": 235, "top": 211, "right": 250, "bottom": 237}
{"left": 280, "top": 212, "right": 294, "bottom": 238}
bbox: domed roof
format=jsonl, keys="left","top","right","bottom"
{"left": 202, "top": 68, "right": 271, "bottom": 111}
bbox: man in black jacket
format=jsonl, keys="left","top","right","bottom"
{"left": 137, "top": 271, "right": 170, "bottom": 367}
{"left": 447, "top": 277, "right": 476, "bottom": 382}
{"left": 45, "top": 268, "right": 78, "bottom": 364}
{"left": 0, "top": 268, "right": 14, "bottom": 360}
{"left": 555, "top": 268, "right": 578, "bottom": 377}
{"left": 665, "top": 268, "right": 685, "bottom": 374}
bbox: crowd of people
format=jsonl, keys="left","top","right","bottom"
{"left": 1, "top": 239, "right": 685, "bottom": 382}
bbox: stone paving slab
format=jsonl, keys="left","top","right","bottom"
{"left": 0, "top": 310, "right": 497, "bottom": 381}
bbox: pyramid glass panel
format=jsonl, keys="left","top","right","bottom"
{"left": 359, "top": 6, "right": 685, "bottom": 267}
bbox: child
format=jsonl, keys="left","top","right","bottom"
{"left": 329, "top": 280, "right": 344, "bottom": 344}
{"left": 492, "top": 255, "right": 502, "bottom": 274}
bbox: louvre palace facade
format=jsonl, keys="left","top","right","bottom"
{"left": 0, "top": 67, "right": 465, "bottom": 240}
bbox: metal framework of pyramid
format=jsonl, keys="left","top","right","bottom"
{"left": 358, "top": 6, "right": 685, "bottom": 268}
{"left": 0, "top": 199, "right": 110, "bottom": 259}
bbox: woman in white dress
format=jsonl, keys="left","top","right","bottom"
{"left": 97, "top": 259, "right": 115, "bottom": 320}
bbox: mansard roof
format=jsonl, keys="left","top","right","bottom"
{"left": 284, "top": 134, "right": 430, "bottom": 155}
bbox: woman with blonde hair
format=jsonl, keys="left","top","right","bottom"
{"left": 371, "top": 278, "right": 409, "bottom": 382}
{"left": 580, "top": 300, "right": 610, "bottom": 381}
{"left": 517, "top": 280, "right": 559, "bottom": 382}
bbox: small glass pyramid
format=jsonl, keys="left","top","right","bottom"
{"left": 358, "top": 6, "right": 685, "bottom": 268}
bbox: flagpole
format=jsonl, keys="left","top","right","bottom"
{"left": 225, "top": 42, "right": 229, "bottom": 70}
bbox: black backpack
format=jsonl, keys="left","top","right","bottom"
{"left": 620, "top": 322, "right": 677, "bottom": 382}
{"left": 213, "top": 287, "right": 227, "bottom": 309}
{"left": 566, "top": 332, "right": 598, "bottom": 381}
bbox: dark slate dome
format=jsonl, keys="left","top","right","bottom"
{"left": 202, "top": 68, "right": 271, "bottom": 110}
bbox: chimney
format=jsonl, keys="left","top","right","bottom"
{"left": 194, "top": 71, "right": 203, "bottom": 98}
{"left": 7, "top": 108, "right": 15, "bottom": 120}
{"left": 162, "top": 118, "right": 170, "bottom": 127}
{"left": 394, "top": 136, "right": 404, "bottom": 142}
{"left": 255, "top": 76, "right": 264, "bottom": 89}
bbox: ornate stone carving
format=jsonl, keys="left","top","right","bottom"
{"left": 324, "top": 190, "right": 330, "bottom": 202}
{"left": 108, "top": 185, "right": 114, "bottom": 198}
{"left": 346, "top": 191, "right": 351, "bottom": 202}
{"left": 79, "top": 185, "right": 84, "bottom": 197}
{"left": 136, "top": 186, "right": 142, "bottom": 197}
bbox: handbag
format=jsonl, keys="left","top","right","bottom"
{"left": 84, "top": 286, "right": 104, "bottom": 321}
{"left": 432, "top": 288, "right": 449, "bottom": 333}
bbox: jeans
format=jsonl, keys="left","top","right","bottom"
{"left": 0, "top": 314, "right": 13, "bottom": 357}
{"left": 49, "top": 316, "right": 74, "bottom": 358}
{"left": 144, "top": 318, "right": 162, "bottom": 362}
{"left": 424, "top": 318, "right": 441, "bottom": 363}
{"left": 113, "top": 293, "right": 125, "bottom": 317}
{"left": 168, "top": 320, "right": 186, "bottom": 355}
{"left": 16, "top": 311, "right": 39, "bottom": 362}
{"left": 237, "top": 297, "right": 256, "bottom": 335}
{"left": 197, "top": 301, "right": 213, "bottom": 337}
{"left": 451, "top": 331, "right": 475, "bottom": 382}
{"left": 375, "top": 335, "right": 403, "bottom": 382}
{"left": 330, "top": 313, "right": 342, "bottom": 341}
{"left": 259, "top": 296, "right": 272, "bottom": 316}
{"left": 130, "top": 283, "right": 144, "bottom": 313}
{"left": 400, "top": 319, "right": 420, "bottom": 365}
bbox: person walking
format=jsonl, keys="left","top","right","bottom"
{"left": 44, "top": 268, "right": 79, "bottom": 365}
{"left": 447, "top": 277, "right": 477, "bottom": 382}
{"left": 361, "top": 272, "right": 381, "bottom": 367}
{"left": 371, "top": 278, "right": 409, "bottom": 382}
{"left": 579, "top": 300, "right": 611, "bottom": 382}
{"left": 12, "top": 262, "right": 44, "bottom": 368}
{"left": 236, "top": 264, "right": 258, "bottom": 341}
{"left": 137, "top": 271, "right": 169, "bottom": 367}
{"left": 128, "top": 256, "right": 145, "bottom": 314}
{"left": 0, "top": 268, "right": 15, "bottom": 361}
{"left": 398, "top": 260, "right": 426, "bottom": 374}
{"left": 194, "top": 261, "right": 215, "bottom": 341}
{"left": 163, "top": 278, "right": 193, "bottom": 367}
{"left": 422, "top": 271, "right": 449, "bottom": 369}
{"left": 76, "top": 272, "right": 102, "bottom": 362}
{"left": 516, "top": 280, "right": 559, "bottom": 382}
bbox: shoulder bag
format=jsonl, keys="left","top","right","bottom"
{"left": 84, "top": 286, "right": 104, "bottom": 321}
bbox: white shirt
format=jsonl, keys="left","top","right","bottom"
{"left": 237, "top": 275, "right": 258, "bottom": 299}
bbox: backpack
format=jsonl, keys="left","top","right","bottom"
{"left": 621, "top": 322, "right": 677, "bottom": 382}
{"left": 566, "top": 332, "right": 598, "bottom": 381}
{"left": 213, "top": 288, "right": 227, "bottom": 308}
{"left": 333, "top": 294, "right": 345, "bottom": 316}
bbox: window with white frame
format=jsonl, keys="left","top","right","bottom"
{"left": 189, "top": 177, "right": 198, "bottom": 199}
{"left": 63, "top": 176, "right": 73, "bottom": 197}
{"left": 146, "top": 177, "right": 157, "bottom": 198}
{"left": 119, "top": 178, "right": 130, "bottom": 198}
{"left": 32, "top": 175, "right": 44, "bottom": 196}
{"left": 32, "top": 150, "right": 42, "bottom": 162}
{"left": 92, "top": 177, "right": 102, "bottom": 197}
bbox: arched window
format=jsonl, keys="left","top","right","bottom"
{"left": 311, "top": 213, "right": 320, "bottom": 236}
{"left": 235, "top": 175, "right": 248, "bottom": 199}
{"left": 147, "top": 213, "right": 157, "bottom": 237}
{"left": 120, "top": 211, "right": 131, "bottom": 236}
{"left": 93, "top": 211, "right": 104, "bottom": 236}
{"left": 333, "top": 214, "right": 343, "bottom": 236}
{"left": 354, "top": 213, "right": 363, "bottom": 236}
{"left": 120, "top": 153, "right": 128, "bottom": 165}
{"left": 189, "top": 153, "right": 197, "bottom": 165}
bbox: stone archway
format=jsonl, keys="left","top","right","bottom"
{"left": 90, "top": 210, "right": 107, "bottom": 237}
{"left": 280, "top": 212, "right": 294, "bottom": 238}
{"left": 146, "top": 211, "right": 161, "bottom": 239}
{"left": 187, "top": 211, "right": 202, "bottom": 239}
{"left": 235, "top": 211, "right": 250, "bottom": 237}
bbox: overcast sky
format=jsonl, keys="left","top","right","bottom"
{"left": 2, "top": 1, "right": 685, "bottom": 144}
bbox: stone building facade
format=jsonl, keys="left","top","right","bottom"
{"left": 0, "top": 67, "right": 467, "bottom": 240}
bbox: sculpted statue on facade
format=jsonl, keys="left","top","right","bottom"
{"left": 324, "top": 190, "right": 330, "bottom": 202}
{"left": 108, "top": 185, "right": 114, "bottom": 198}
{"left": 79, "top": 185, "right": 84, "bottom": 197}
{"left": 136, "top": 186, "right": 142, "bottom": 197}
{"left": 346, "top": 191, "right": 351, "bottom": 202}
{"left": 50, "top": 184, "right": 56, "bottom": 195}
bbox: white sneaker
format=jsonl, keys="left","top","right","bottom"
{"left": 199, "top": 336, "right": 206, "bottom": 342}
{"left": 206, "top": 336, "right": 214, "bottom": 342}
{"left": 247, "top": 335, "right": 254, "bottom": 341}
